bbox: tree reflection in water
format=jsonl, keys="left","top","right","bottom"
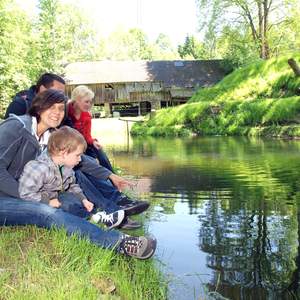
{"left": 107, "top": 135, "right": 300, "bottom": 299}
{"left": 198, "top": 190, "right": 299, "bottom": 299}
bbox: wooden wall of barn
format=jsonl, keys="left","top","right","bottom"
{"left": 66, "top": 81, "right": 176, "bottom": 103}
{"left": 65, "top": 81, "right": 193, "bottom": 107}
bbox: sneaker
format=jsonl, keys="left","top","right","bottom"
{"left": 119, "top": 235, "right": 157, "bottom": 259}
{"left": 119, "top": 217, "right": 142, "bottom": 230}
{"left": 117, "top": 195, "right": 135, "bottom": 206}
{"left": 117, "top": 196, "right": 150, "bottom": 216}
{"left": 91, "top": 210, "right": 125, "bottom": 229}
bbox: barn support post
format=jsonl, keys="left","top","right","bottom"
{"left": 152, "top": 100, "right": 161, "bottom": 110}
{"left": 104, "top": 103, "right": 111, "bottom": 117}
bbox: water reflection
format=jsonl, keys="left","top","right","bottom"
{"left": 103, "top": 136, "right": 300, "bottom": 300}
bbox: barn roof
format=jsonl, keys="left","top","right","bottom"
{"left": 65, "top": 60, "right": 226, "bottom": 88}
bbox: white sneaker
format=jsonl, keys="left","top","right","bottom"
{"left": 91, "top": 210, "right": 125, "bottom": 229}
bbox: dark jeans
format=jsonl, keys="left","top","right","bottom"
{"left": 86, "top": 145, "right": 114, "bottom": 173}
{"left": 58, "top": 192, "right": 92, "bottom": 219}
{"left": 0, "top": 197, "right": 121, "bottom": 249}
{"left": 75, "top": 171, "right": 122, "bottom": 214}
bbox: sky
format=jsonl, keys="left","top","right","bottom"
{"left": 16, "top": 0, "right": 200, "bottom": 46}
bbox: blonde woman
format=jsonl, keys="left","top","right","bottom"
{"left": 68, "top": 85, "right": 150, "bottom": 230}
{"left": 68, "top": 85, "right": 114, "bottom": 172}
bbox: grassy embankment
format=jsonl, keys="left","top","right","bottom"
{"left": 131, "top": 54, "right": 300, "bottom": 138}
{"left": 0, "top": 223, "right": 166, "bottom": 300}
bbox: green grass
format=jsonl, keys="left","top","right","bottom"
{"left": 132, "top": 54, "right": 300, "bottom": 138}
{"left": 0, "top": 226, "right": 167, "bottom": 300}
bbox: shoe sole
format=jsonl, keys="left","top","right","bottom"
{"left": 119, "top": 222, "right": 142, "bottom": 230}
{"left": 139, "top": 238, "right": 157, "bottom": 260}
{"left": 119, "top": 218, "right": 143, "bottom": 230}
{"left": 107, "top": 210, "right": 125, "bottom": 229}
{"left": 122, "top": 202, "right": 150, "bottom": 216}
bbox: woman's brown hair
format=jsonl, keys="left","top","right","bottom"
{"left": 28, "top": 89, "right": 67, "bottom": 122}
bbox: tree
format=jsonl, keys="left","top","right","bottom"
{"left": 36, "top": 0, "right": 60, "bottom": 72}
{"left": 178, "top": 35, "right": 206, "bottom": 59}
{"left": 127, "top": 28, "right": 153, "bottom": 60}
{"left": 216, "top": 26, "right": 259, "bottom": 68}
{"left": 151, "top": 33, "right": 179, "bottom": 60}
{"left": 196, "top": 0, "right": 297, "bottom": 59}
{"left": 56, "top": 3, "right": 99, "bottom": 63}
{"left": 155, "top": 33, "right": 172, "bottom": 52}
{"left": 0, "top": 0, "right": 34, "bottom": 116}
{"left": 106, "top": 28, "right": 153, "bottom": 60}
{"left": 36, "top": 0, "right": 98, "bottom": 73}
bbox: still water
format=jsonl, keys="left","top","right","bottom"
{"left": 105, "top": 135, "right": 300, "bottom": 300}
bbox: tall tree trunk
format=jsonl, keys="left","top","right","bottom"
{"left": 258, "top": 0, "right": 270, "bottom": 59}
{"left": 288, "top": 59, "right": 300, "bottom": 77}
{"left": 262, "top": 0, "right": 270, "bottom": 58}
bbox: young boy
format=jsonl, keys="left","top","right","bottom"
{"left": 19, "top": 126, "right": 125, "bottom": 229}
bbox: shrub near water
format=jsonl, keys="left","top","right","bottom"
{"left": 132, "top": 54, "right": 300, "bottom": 138}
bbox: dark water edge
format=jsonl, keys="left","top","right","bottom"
{"left": 104, "top": 136, "right": 300, "bottom": 300}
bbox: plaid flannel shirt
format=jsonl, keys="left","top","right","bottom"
{"left": 19, "top": 151, "right": 86, "bottom": 203}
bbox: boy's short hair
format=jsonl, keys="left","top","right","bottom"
{"left": 71, "top": 85, "right": 95, "bottom": 102}
{"left": 48, "top": 126, "right": 87, "bottom": 155}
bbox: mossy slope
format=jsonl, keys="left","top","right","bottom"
{"left": 132, "top": 54, "right": 300, "bottom": 138}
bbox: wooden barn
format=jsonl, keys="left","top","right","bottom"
{"left": 64, "top": 60, "right": 226, "bottom": 117}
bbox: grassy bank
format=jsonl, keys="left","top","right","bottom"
{"left": 131, "top": 54, "right": 300, "bottom": 138}
{"left": 0, "top": 226, "right": 166, "bottom": 300}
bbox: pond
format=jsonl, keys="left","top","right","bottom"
{"left": 100, "top": 133, "right": 300, "bottom": 300}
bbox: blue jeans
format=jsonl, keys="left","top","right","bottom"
{"left": 86, "top": 145, "right": 114, "bottom": 173}
{"left": 58, "top": 192, "right": 93, "bottom": 219}
{"left": 0, "top": 197, "right": 121, "bottom": 249}
{"left": 75, "top": 171, "right": 122, "bottom": 214}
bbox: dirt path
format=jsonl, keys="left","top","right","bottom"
{"left": 91, "top": 117, "right": 142, "bottom": 146}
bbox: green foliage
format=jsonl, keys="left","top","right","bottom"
{"left": 36, "top": 0, "right": 99, "bottom": 73}
{"left": 216, "top": 26, "right": 260, "bottom": 69}
{"left": 0, "top": 1, "right": 180, "bottom": 117}
{"left": 0, "top": 0, "right": 34, "bottom": 117}
{"left": 0, "top": 0, "right": 100, "bottom": 117}
{"left": 131, "top": 54, "right": 300, "bottom": 138}
{"left": 178, "top": 35, "right": 206, "bottom": 59}
{"left": 151, "top": 33, "right": 179, "bottom": 60}
{"left": 195, "top": 0, "right": 300, "bottom": 63}
{"left": 104, "top": 28, "right": 179, "bottom": 61}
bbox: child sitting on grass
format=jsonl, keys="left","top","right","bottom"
{"left": 19, "top": 126, "right": 125, "bottom": 229}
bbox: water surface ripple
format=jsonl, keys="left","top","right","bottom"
{"left": 105, "top": 136, "right": 300, "bottom": 300}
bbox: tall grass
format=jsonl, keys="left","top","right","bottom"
{"left": 132, "top": 54, "right": 300, "bottom": 138}
{"left": 0, "top": 226, "right": 167, "bottom": 300}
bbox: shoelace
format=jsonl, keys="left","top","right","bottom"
{"left": 99, "top": 213, "right": 114, "bottom": 224}
{"left": 123, "top": 237, "right": 142, "bottom": 254}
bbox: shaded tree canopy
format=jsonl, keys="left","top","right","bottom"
{"left": 195, "top": 0, "right": 300, "bottom": 63}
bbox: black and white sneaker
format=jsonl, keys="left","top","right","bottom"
{"left": 117, "top": 196, "right": 150, "bottom": 216}
{"left": 119, "top": 235, "right": 157, "bottom": 259}
{"left": 91, "top": 210, "right": 125, "bottom": 229}
{"left": 119, "top": 216, "right": 142, "bottom": 230}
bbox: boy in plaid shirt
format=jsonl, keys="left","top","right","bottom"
{"left": 19, "top": 126, "right": 124, "bottom": 229}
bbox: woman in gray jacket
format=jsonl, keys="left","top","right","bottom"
{"left": 0, "top": 89, "right": 156, "bottom": 259}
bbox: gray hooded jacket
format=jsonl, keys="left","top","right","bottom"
{"left": 0, "top": 115, "right": 112, "bottom": 199}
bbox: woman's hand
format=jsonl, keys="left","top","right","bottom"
{"left": 82, "top": 199, "right": 94, "bottom": 212}
{"left": 49, "top": 198, "right": 61, "bottom": 208}
{"left": 93, "top": 139, "right": 102, "bottom": 149}
{"left": 108, "top": 174, "right": 133, "bottom": 192}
